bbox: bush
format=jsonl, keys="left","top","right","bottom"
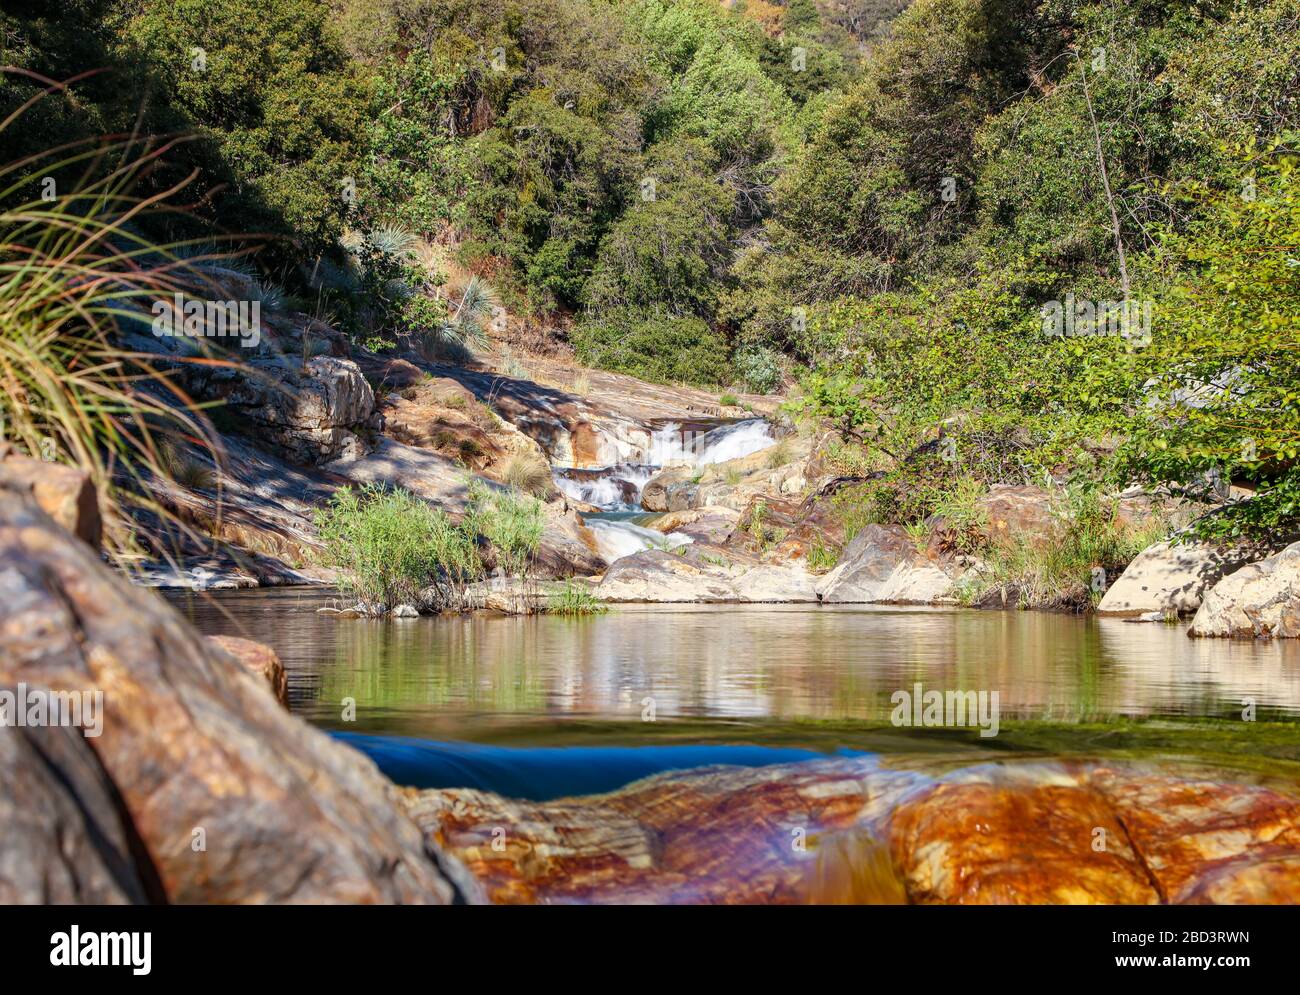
{"left": 573, "top": 312, "right": 732, "bottom": 387}
{"left": 313, "top": 484, "right": 480, "bottom": 612}
{"left": 546, "top": 580, "right": 609, "bottom": 615}
{"left": 732, "top": 344, "right": 783, "bottom": 394}
{"left": 469, "top": 481, "right": 545, "bottom": 590}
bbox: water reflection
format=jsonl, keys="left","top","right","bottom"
{"left": 170, "top": 589, "right": 1300, "bottom": 745}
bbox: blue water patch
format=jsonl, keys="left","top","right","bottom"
{"left": 334, "top": 732, "right": 866, "bottom": 801}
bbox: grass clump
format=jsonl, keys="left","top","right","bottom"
{"left": 807, "top": 536, "right": 840, "bottom": 572}
{"left": 546, "top": 580, "right": 609, "bottom": 615}
{"left": 765, "top": 437, "right": 793, "bottom": 469}
{"left": 957, "top": 489, "right": 1170, "bottom": 611}
{"left": 313, "top": 484, "right": 480, "bottom": 613}
{"left": 502, "top": 450, "right": 552, "bottom": 497}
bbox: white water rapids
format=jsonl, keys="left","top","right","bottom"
{"left": 554, "top": 419, "right": 776, "bottom": 563}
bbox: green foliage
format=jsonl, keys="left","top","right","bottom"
{"left": 114, "top": 0, "right": 366, "bottom": 258}
{"left": 573, "top": 312, "right": 732, "bottom": 386}
{"left": 546, "top": 580, "right": 610, "bottom": 614}
{"left": 469, "top": 481, "right": 545, "bottom": 585}
{"left": 733, "top": 344, "right": 783, "bottom": 394}
{"left": 1118, "top": 143, "right": 1300, "bottom": 541}
{"left": 313, "top": 484, "right": 480, "bottom": 612}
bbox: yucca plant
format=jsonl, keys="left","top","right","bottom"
{"left": 0, "top": 71, "right": 243, "bottom": 556}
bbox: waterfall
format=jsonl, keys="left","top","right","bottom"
{"left": 586, "top": 519, "right": 692, "bottom": 563}
{"left": 648, "top": 418, "right": 775, "bottom": 467}
{"left": 555, "top": 417, "right": 777, "bottom": 563}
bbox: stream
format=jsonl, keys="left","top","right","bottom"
{"left": 553, "top": 418, "right": 775, "bottom": 562}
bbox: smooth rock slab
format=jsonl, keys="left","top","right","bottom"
{"left": 1097, "top": 539, "right": 1261, "bottom": 616}
{"left": 597, "top": 547, "right": 818, "bottom": 603}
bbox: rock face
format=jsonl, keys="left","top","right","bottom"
{"left": 816, "top": 524, "right": 960, "bottom": 604}
{"left": 1098, "top": 540, "right": 1269, "bottom": 616}
{"left": 181, "top": 355, "right": 378, "bottom": 465}
{"left": 598, "top": 547, "right": 818, "bottom": 603}
{"left": 0, "top": 472, "right": 465, "bottom": 904}
{"left": 1189, "top": 541, "right": 1300, "bottom": 638}
{"left": 977, "top": 484, "right": 1059, "bottom": 540}
{"left": 402, "top": 756, "right": 1300, "bottom": 905}
{"left": 0, "top": 445, "right": 101, "bottom": 548}
{"left": 206, "top": 635, "right": 289, "bottom": 707}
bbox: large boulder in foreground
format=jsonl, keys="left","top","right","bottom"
{"left": 1097, "top": 539, "right": 1262, "bottom": 616}
{"left": 402, "top": 756, "right": 1300, "bottom": 905}
{"left": 1189, "top": 542, "right": 1300, "bottom": 638}
{"left": 816, "top": 524, "right": 960, "bottom": 604}
{"left": 0, "top": 469, "right": 464, "bottom": 904}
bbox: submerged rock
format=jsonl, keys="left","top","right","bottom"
{"left": 1189, "top": 541, "right": 1300, "bottom": 638}
{"left": 402, "top": 756, "right": 1300, "bottom": 905}
{"left": 0, "top": 472, "right": 465, "bottom": 904}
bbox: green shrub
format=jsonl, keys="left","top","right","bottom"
{"left": 733, "top": 344, "right": 783, "bottom": 394}
{"left": 573, "top": 312, "right": 732, "bottom": 387}
{"left": 470, "top": 481, "right": 545, "bottom": 589}
{"left": 313, "top": 484, "right": 480, "bottom": 612}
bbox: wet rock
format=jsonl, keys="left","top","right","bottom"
{"left": 1189, "top": 541, "right": 1300, "bottom": 638}
{"left": 402, "top": 757, "right": 1300, "bottom": 905}
{"left": 206, "top": 635, "right": 289, "bottom": 708}
{"left": 641, "top": 469, "right": 697, "bottom": 512}
{"left": 0, "top": 447, "right": 101, "bottom": 548}
{"left": 816, "top": 524, "right": 960, "bottom": 604}
{"left": 1097, "top": 539, "right": 1263, "bottom": 616}
{"left": 648, "top": 508, "right": 739, "bottom": 545}
{"left": 0, "top": 477, "right": 464, "bottom": 904}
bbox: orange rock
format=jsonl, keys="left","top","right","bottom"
{"left": 403, "top": 758, "right": 1300, "bottom": 905}
{"left": 0, "top": 447, "right": 101, "bottom": 548}
{"left": 206, "top": 634, "right": 289, "bottom": 708}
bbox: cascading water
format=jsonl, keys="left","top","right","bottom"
{"left": 556, "top": 418, "right": 777, "bottom": 564}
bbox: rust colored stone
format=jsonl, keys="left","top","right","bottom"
{"left": 206, "top": 634, "right": 289, "bottom": 708}
{"left": 404, "top": 758, "right": 1300, "bottom": 905}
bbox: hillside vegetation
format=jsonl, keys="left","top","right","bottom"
{"left": 1, "top": 0, "right": 1296, "bottom": 540}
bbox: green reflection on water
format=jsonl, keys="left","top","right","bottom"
{"left": 169, "top": 587, "right": 1300, "bottom": 774}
